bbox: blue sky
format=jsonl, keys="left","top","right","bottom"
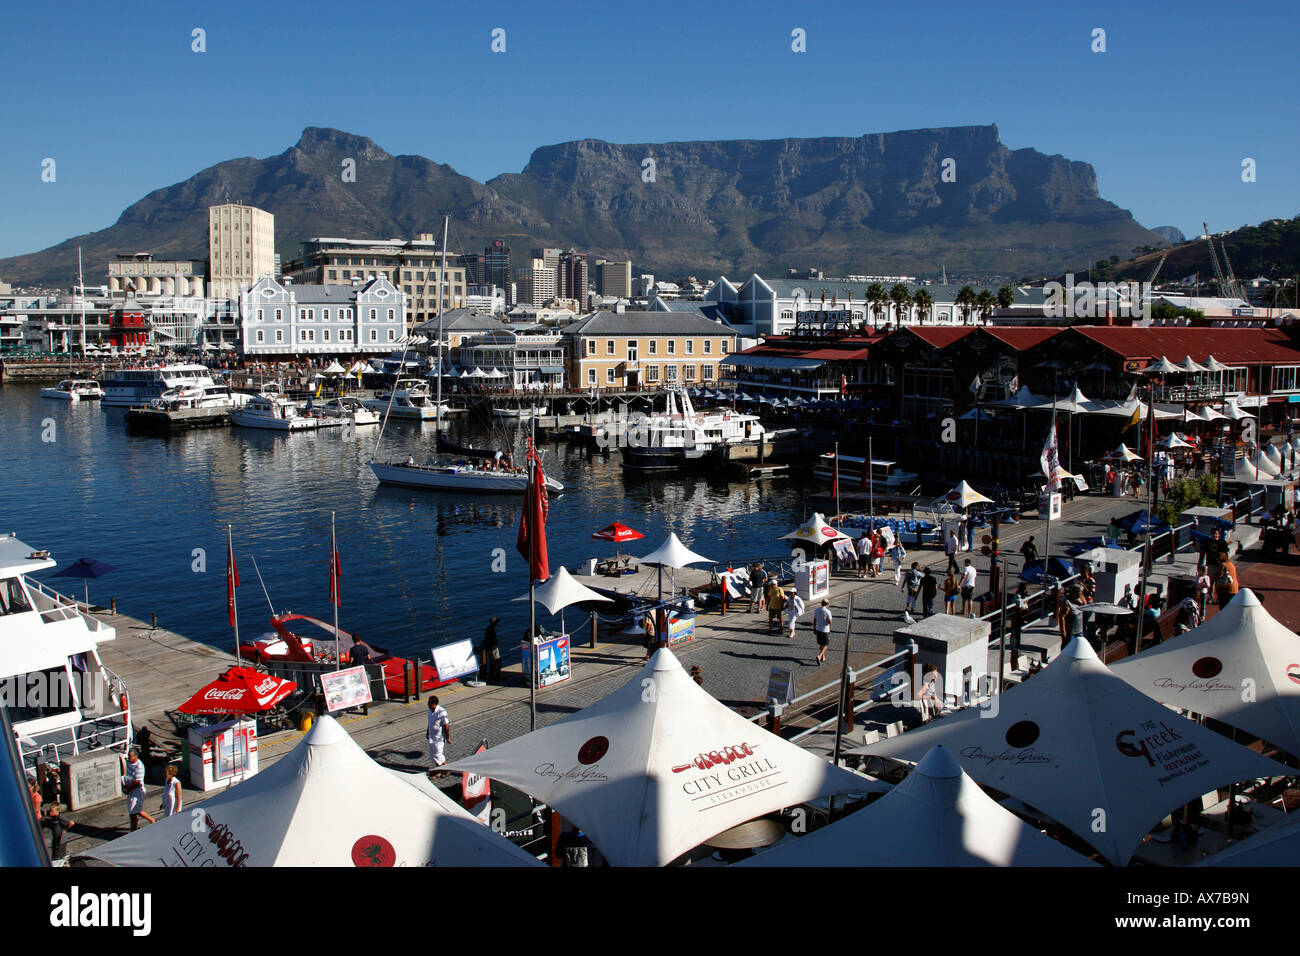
{"left": 2, "top": 0, "right": 1297, "bottom": 261}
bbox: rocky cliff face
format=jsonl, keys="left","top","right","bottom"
{"left": 1, "top": 125, "right": 1164, "bottom": 286}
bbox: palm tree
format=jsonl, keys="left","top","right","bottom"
{"left": 865, "top": 282, "right": 888, "bottom": 330}
{"left": 956, "top": 285, "right": 976, "bottom": 325}
{"left": 997, "top": 285, "right": 1016, "bottom": 310}
{"left": 889, "top": 283, "right": 913, "bottom": 330}
{"left": 912, "top": 288, "right": 933, "bottom": 325}
{"left": 976, "top": 289, "right": 996, "bottom": 325}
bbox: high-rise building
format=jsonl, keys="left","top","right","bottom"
{"left": 208, "top": 203, "right": 276, "bottom": 299}
{"left": 515, "top": 260, "right": 557, "bottom": 307}
{"left": 457, "top": 253, "right": 486, "bottom": 287}
{"left": 483, "top": 240, "right": 513, "bottom": 307}
{"left": 532, "top": 247, "right": 562, "bottom": 274}
{"left": 599, "top": 259, "right": 633, "bottom": 299}
{"left": 558, "top": 250, "right": 588, "bottom": 302}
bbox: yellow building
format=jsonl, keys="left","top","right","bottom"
{"left": 565, "top": 310, "right": 736, "bottom": 390}
{"left": 208, "top": 203, "right": 276, "bottom": 299}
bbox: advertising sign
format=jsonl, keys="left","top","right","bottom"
{"left": 431, "top": 639, "right": 479, "bottom": 682}
{"left": 767, "top": 667, "right": 793, "bottom": 706}
{"left": 1038, "top": 492, "right": 1062, "bottom": 521}
{"left": 320, "top": 665, "right": 373, "bottom": 713}
{"left": 667, "top": 614, "right": 696, "bottom": 647}
{"left": 523, "top": 635, "right": 571, "bottom": 690}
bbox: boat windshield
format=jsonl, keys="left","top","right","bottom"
{"left": 0, "top": 578, "right": 33, "bottom": 615}
{"left": 4, "top": 665, "right": 78, "bottom": 723}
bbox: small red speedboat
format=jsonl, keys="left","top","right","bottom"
{"left": 239, "top": 612, "right": 454, "bottom": 696}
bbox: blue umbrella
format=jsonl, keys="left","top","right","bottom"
{"left": 52, "top": 556, "right": 118, "bottom": 608}
{"left": 1019, "top": 556, "right": 1074, "bottom": 584}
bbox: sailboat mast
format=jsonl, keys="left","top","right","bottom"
{"left": 435, "top": 216, "right": 449, "bottom": 427}
{"left": 77, "top": 246, "right": 86, "bottom": 361}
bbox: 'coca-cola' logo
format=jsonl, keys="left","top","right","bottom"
{"left": 672, "top": 743, "right": 757, "bottom": 773}
{"left": 204, "top": 688, "right": 246, "bottom": 700}
{"left": 254, "top": 677, "right": 279, "bottom": 694}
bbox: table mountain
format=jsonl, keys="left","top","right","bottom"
{"left": 1, "top": 125, "right": 1166, "bottom": 286}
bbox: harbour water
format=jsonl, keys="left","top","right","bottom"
{"left": 3, "top": 384, "right": 820, "bottom": 659}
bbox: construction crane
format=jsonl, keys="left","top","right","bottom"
{"left": 1203, "top": 222, "right": 1230, "bottom": 297}
{"left": 1145, "top": 253, "right": 1167, "bottom": 287}
{"left": 1218, "top": 239, "right": 1247, "bottom": 302}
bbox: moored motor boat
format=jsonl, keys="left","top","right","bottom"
{"left": 230, "top": 394, "right": 341, "bottom": 431}
{"left": 319, "top": 396, "right": 380, "bottom": 426}
{"left": 41, "top": 378, "right": 103, "bottom": 402}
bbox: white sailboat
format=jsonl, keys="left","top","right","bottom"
{"left": 367, "top": 217, "right": 564, "bottom": 494}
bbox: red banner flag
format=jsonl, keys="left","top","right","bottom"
{"left": 831, "top": 453, "right": 839, "bottom": 500}
{"left": 329, "top": 526, "right": 342, "bottom": 608}
{"left": 226, "top": 538, "right": 241, "bottom": 628}
{"left": 516, "top": 440, "right": 551, "bottom": 583}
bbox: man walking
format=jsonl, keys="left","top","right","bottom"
{"left": 426, "top": 696, "right": 451, "bottom": 774}
{"left": 920, "top": 566, "right": 938, "bottom": 617}
{"left": 901, "top": 561, "right": 922, "bottom": 624}
{"left": 786, "top": 588, "right": 806, "bottom": 640}
{"left": 748, "top": 563, "right": 768, "bottom": 613}
{"left": 945, "top": 527, "right": 960, "bottom": 574}
{"left": 959, "top": 559, "right": 978, "bottom": 618}
{"left": 1020, "top": 535, "right": 1039, "bottom": 566}
{"left": 481, "top": 616, "right": 502, "bottom": 682}
{"left": 812, "top": 600, "right": 832, "bottom": 665}
{"left": 766, "top": 580, "right": 785, "bottom": 634}
{"left": 856, "top": 532, "right": 872, "bottom": 579}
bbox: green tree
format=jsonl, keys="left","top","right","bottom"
{"left": 975, "top": 288, "right": 996, "bottom": 325}
{"left": 996, "top": 285, "right": 1016, "bottom": 310}
{"left": 956, "top": 285, "right": 976, "bottom": 325}
{"left": 912, "top": 288, "right": 933, "bottom": 325}
{"left": 889, "top": 283, "right": 913, "bottom": 330}
{"left": 865, "top": 282, "right": 888, "bottom": 329}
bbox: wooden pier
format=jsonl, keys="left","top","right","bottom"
{"left": 123, "top": 406, "right": 232, "bottom": 432}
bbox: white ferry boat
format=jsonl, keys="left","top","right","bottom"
{"left": 813, "top": 453, "right": 920, "bottom": 491}
{"left": 620, "top": 386, "right": 767, "bottom": 471}
{"left": 0, "top": 534, "right": 131, "bottom": 774}
{"left": 230, "top": 394, "right": 340, "bottom": 432}
{"left": 101, "top": 363, "right": 218, "bottom": 407}
{"left": 40, "top": 379, "right": 104, "bottom": 402}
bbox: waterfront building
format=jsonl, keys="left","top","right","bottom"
{"left": 107, "top": 253, "right": 206, "bottom": 297}
{"left": 284, "top": 235, "right": 466, "bottom": 326}
{"left": 564, "top": 310, "right": 738, "bottom": 390}
{"left": 464, "top": 285, "right": 506, "bottom": 315}
{"left": 598, "top": 259, "right": 634, "bottom": 299}
{"left": 208, "top": 203, "right": 276, "bottom": 300}
{"left": 453, "top": 325, "right": 568, "bottom": 389}
{"left": 240, "top": 275, "right": 406, "bottom": 356}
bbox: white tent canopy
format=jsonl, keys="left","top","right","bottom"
{"left": 780, "top": 512, "right": 845, "bottom": 546}
{"left": 1106, "top": 444, "right": 1143, "bottom": 462}
{"left": 514, "top": 565, "right": 612, "bottom": 616}
{"left": 1203, "top": 355, "right": 1230, "bottom": 373}
{"left": 740, "top": 746, "right": 1095, "bottom": 867}
{"left": 447, "top": 649, "right": 880, "bottom": 866}
{"left": 989, "top": 386, "right": 1047, "bottom": 409}
{"left": 322, "top": 360, "right": 347, "bottom": 375}
{"left": 1144, "top": 356, "right": 1181, "bottom": 375}
{"left": 1112, "top": 589, "right": 1300, "bottom": 757}
{"left": 639, "top": 532, "right": 713, "bottom": 569}
{"left": 1177, "top": 355, "right": 1209, "bottom": 374}
{"left": 1156, "top": 432, "right": 1194, "bottom": 450}
{"left": 856, "top": 638, "right": 1289, "bottom": 865}
{"left": 946, "top": 481, "right": 993, "bottom": 509}
{"left": 1263, "top": 442, "right": 1284, "bottom": 469}
{"left": 1247, "top": 450, "right": 1281, "bottom": 477}
{"left": 1223, "top": 400, "right": 1256, "bottom": 421}
{"left": 80, "top": 716, "right": 539, "bottom": 867}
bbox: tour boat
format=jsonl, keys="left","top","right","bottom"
{"left": 0, "top": 534, "right": 131, "bottom": 774}
{"left": 361, "top": 379, "right": 446, "bottom": 421}
{"left": 319, "top": 396, "right": 380, "bottom": 427}
{"left": 230, "top": 394, "right": 341, "bottom": 431}
{"left": 813, "top": 452, "right": 920, "bottom": 491}
{"left": 620, "top": 386, "right": 768, "bottom": 471}
{"left": 40, "top": 379, "right": 104, "bottom": 402}
{"left": 101, "top": 363, "right": 222, "bottom": 407}
{"left": 369, "top": 458, "right": 563, "bottom": 493}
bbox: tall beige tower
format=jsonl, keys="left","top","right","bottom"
{"left": 208, "top": 203, "right": 276, "bottom": 299}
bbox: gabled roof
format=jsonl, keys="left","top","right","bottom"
{"left": 564, "top": 310, "right": 737, "bottom": 337}
{"left": 892, "top": 326, "right": 975, "bottom": 349}
{"left": 1072, "top": 327, "right": 1300, "bottom": 365}
{"left": 292, "top": 285, "right": 357, "bottom": 303}
{"left": 980, "top": 327, "right": 1064, "bottom": 351}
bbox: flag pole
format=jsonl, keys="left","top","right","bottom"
{"left": 529, "top": 415, "right": 538, "bottom": 731}
{"left": 332, "top": 511, "right": 340, "bottom": 670}
{"left": 834, "top": 441, "right": 841, "bottom": 520}
{"left": 229, "top": 525, "right": 239, "bottom": 663}
{"left": 1043, "top": 383, "right": 1057, "bottom": 607}
{"left": 868, "top": 436, "right": 874, "bottom": 529}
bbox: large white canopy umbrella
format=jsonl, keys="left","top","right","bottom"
{"left": 1155, "top": 432, "right": 1194, "bottom": 450}
{"left": 323, "top": 360, "right": 347, "bottom": 375}
{"left": 780, "top": 512, "right": 845, "bottom": 547}
{"left": 1263, "top": 442, "right": 1284, "bottom": 469}
{"left": 1144, "top": 356, "right": 1181, "bottom": 375}
{"left": 1223, "top": 399, "right": 1256, "bottom": 421}
{"left": 1106, "top": 443, "right": 1143, "bottom": 462}
{"left": 514, "top": 565, "right": 612, "bottom": 616}
{"left": 739, "top": 746, "right": 1095, "bottom": 867}
{"left": 990, "top": 386, "right": 1047, "bottom": 409}
{"left": 946, "top": 481, "right": 993, "bottom": 509}
{"left": 447, "top": 649, "right": 880, "bottom": 866}
{"left": 1197, "top": 406, "right": 1230, "bottom": 422}
{"left": 856, "top": 638, "right": 1290, "bottom": 865}
{"left": 1247, "top": 450, "right": 1281, "bottom": 478}
{"left": 1112, "top": 590, "right": 1300, "bottom": 757}
{"left": 1203, "top": 355, "right": 1230, "bottom": 373}
{"left": 81, "top": 716, "right": 540, "bottom": 867}
{"left": 640, "top": 532, "right": 714, "bottom": 603}
{"left": 1177, "top": 355, "right": 1209, "bottom": 374}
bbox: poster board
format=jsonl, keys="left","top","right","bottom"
{"left": 320, "top": 665, "right": 373, "bottom": 713}
{"left": 522, "top": 635, "right": 572, "bottom": 690}
{"left": 767, "top": 667, "right": 794, "bottom": 706}
{"left": 431, "top": 639, "right": 479, "bottom": 682}
{"left": 667, "top": 614, "right": 696, "bottom": 647}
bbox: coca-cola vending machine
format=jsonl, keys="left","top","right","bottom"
{"left": 188, "top": 718, "right": 259, "bottom": 792}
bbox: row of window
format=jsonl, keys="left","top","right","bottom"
{"left": 586, "top": 365, "right": 715, "bottom": 385}
{"left": 253, "top": 328, "right": 396, "bottom": 344}
{"left": 252, "top": 308, "right": 399, "bottom": 322}
{"left": 584, "top": 338, "right": 729, "bottom": 357}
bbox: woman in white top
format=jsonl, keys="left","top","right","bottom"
{"left": 785, "top": 590, "right": 806, "bottom": 640}
{"left": 160, "top": 765, "right": 183, "bottom": 817}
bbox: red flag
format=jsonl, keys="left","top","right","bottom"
{"left": 859, "top": 453, "right": 871, "bottom": 491}
{"left": 831, "top": 453, "right": 839, "bottom": 499}
{"left": 226, "top": 538, "right": 241, "bottom": 628}
{"left": 840, "top": 374, "right": 847, "bottom": 395}
{"left": 329, "top": 526, "right": 342, "bottom": 608}
{"left": 516, "top": 439, "right": 550, "bottom": 583}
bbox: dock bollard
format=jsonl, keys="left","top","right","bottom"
{"left": 413, "top": 660, "right": 422, "bottom": 702}
{"left": 589, "top": 611, "right": 598, "bottom": 649}
{"left": 151, "top": 612, "right": 157, "bottom": 629}
{"left": 110, "top": 598, "right": 116, "bottom": 614}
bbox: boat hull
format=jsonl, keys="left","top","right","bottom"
{"left": 370, "top": 461, "right": 563, "bottom": 493}
{"left": 40, "top": 389, "right": 80, "bottom": 401}
{"left": 230, "top": 409, "right": 339, "bottom": 431}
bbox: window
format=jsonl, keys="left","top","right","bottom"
{"left": 607, "top": 339, "right": 615, "bottom": 355}
{"left": 627, "top": 342, "right": 638, "bottom": 361}
{"left": 369, "top": 330, "right": 377, "bottom": 342}
{"left": 665, "top": 365, "right": 678, "bottom": 382}
{"left": 647, "top": 366, "right": 659, "bottom": 382}
{"left": 369, "top": 309, "right": 377, "bottom": 320}
{"left": 684, "top": 366, "right": 697, "bottom": 381}
{"left": 327, "top": 270, "right": 337, "bottom": 280}
{"left": 588, "top": 368, "right": 597, "bottom": 385}
{"left": 387, "top": 309, "right": 395, "bottom": 321}
{"left": 274, "top": 309, "right": 282, "bottom": 322}
{"left": 586, "top": 340, "right": 596, "bottom": 356}
{"left": 304, "top": 309, "right": 314, "bottom": 321}
{"left": 275, "top": 330, "right": 283, "bottom": 343}
{"left": 721, "top": 341, "right": 730, "bottom": 354}
{"left": 256, "top": 330, "right": 264, "bottom": 343}
{"left": 686, "top": 340, "right": 694, "bottom": 355}
{"left": 607, "top": 368, "right": 616, "bottom": 384}
{"left": 1272, "top": 365, "right": 1300, "bottom": 393}
{"left": 321, "top": 309, "right": 330, "bottom": 321}
{"left": 702, "top": 365, "right": 714, "bottom": 381}
{"left": 649, "top": 340, "right": 658, "bottom": 355}
{"left": 667, "top": 340, "right": 676, "bottom": 355}
{"left": 323, "top": 330, "right": 330, "bottom": 342}
{"left": 704, "top": 340, "right": 712, "bottom": 354}
{"left": 256, "top": 309, "right": 264, "bottom": 322}
{"left": 388, "top": 329, "right": 396, "bottom": 341}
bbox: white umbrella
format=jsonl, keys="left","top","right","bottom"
{"left": 447, "top": 649, "right": 880, "bottom": 867}
{"left": 486, "top": 368, "right": 507, "bottom": 379}
{"left": 1143, "top": 356, "right": 1180, "bottom": 375}
{"left": 1177, "top": 355, "right": 1209, "bottom": 374}
{"left": 990, "top": 386, "right": 1047, "bottom": 409}
{"left": 470, "top": 368, "right": 488, "bottom": 378}
{"left": 1222, "top": 400, "right": 1256, "bottom": 421}
{"left": 1203, "top": 355, "right": 1230, "bottom": 373}
{"left": 739, "top": 746, "right": 1095, "bottom": 867}
{"left": 1263, "top": 442, "right": 1284, "bottom": 469}
{"left": 780, "top": 512, "right": 846, "bottom": 546}
{"left": 946, "top": 480, "right": 993, "bottom": 508}
{"left": 1197, "top": 406, "right": 1230, "bottom": 422}
{"left": 323, "top": 360, "right": 346, "bottom": 375}
{"left": 1155, "top": 433, "right": 1194, "bottom": 450}
{"left": 1106, "top": 444, "right": 1142, "bottom": 462}
{"left": 514, "top": 566, "right": 612, "bottom": 616}
{"left": 1247, "top": 450, "right": 1280, "bottom": 477}
{"left": 640, "top": 532, "right": 713, "bottom": 569}
{"left": 81, "top": 716, "right": 539, "bottom": 867}
{"left": 857, "top": 637, "right": 1289, "bottom": 865}
{"left": 1112, "top": 589, "right": 1300, "bottom": 757}
{"left": 959, "top": 407, "right": 997, "bottom": 422}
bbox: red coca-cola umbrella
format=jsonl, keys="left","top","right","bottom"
{"left": 178, "top": 666, "right": 297, "bottom": 715}
{"left": 591, "top": 522, "right": 645, "bottom": 543}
